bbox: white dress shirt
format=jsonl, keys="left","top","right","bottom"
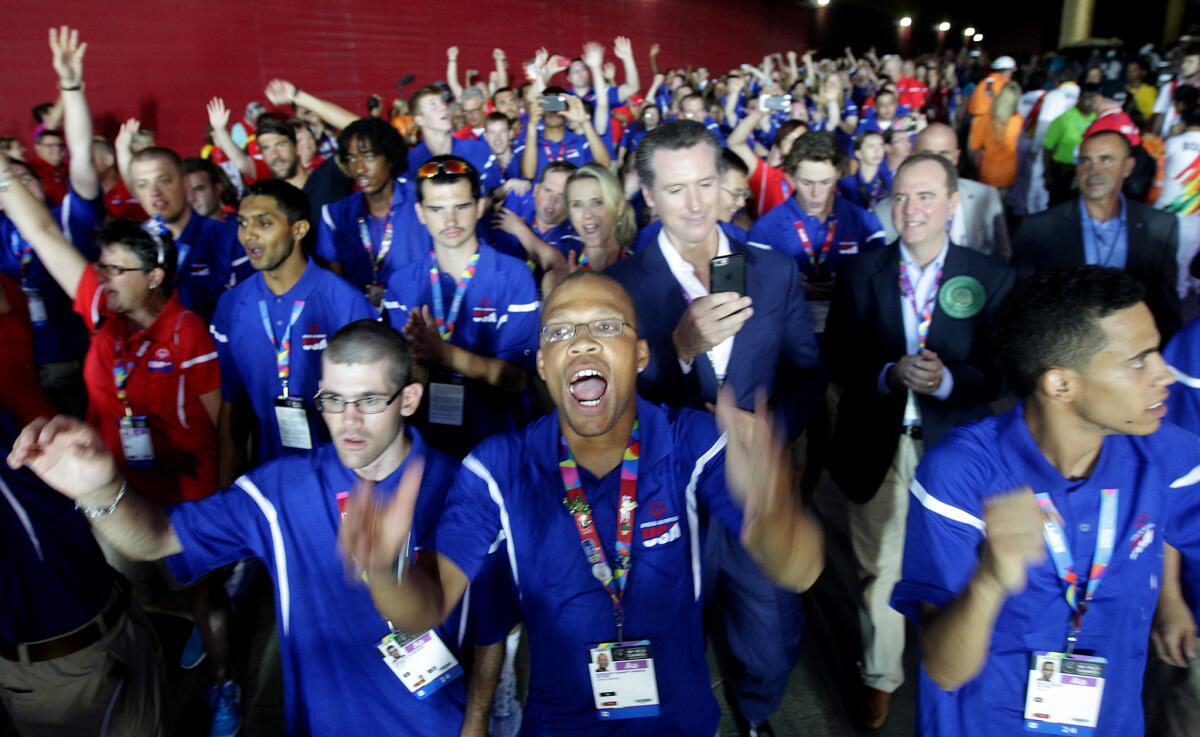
{"left": 658, "top": 227, "right": 735, "bottom": 381}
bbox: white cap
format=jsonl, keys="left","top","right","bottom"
{"left": 992, "top": 56, "right": 1017, "bottom": 71}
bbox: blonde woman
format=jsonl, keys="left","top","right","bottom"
{"left": 968, "top": 81, "right": 1023, "bottom": 190}
{"left": 541, "top": 163, "right": 635, "bottom": 293}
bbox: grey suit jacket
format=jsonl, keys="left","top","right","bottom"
{"left": 875, "top": 178, "right": 1012, "bottom": 261}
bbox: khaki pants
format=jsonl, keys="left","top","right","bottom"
{"left": 0, "top": 603, "right": 165, "bottom": 737}
{"left": 847, "top": 435, "right": 922, "bottom": 693}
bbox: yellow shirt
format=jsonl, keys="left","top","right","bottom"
{"left": 1129, "top": 83, "right": 1157, "bottom": 123}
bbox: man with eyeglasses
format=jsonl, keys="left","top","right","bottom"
{"left": 336, "top": 269, "right": 822, "bottom": 737}
{"left": 382, "top": 156, "right": 539, "bottom": 459}
{"left": 210, "top": 179, "right": 374, "bottom": 486}
{"left": 8, "top": 319, "right": 514, "bottom": 737}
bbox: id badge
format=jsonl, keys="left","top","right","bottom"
{"left": 588, "top": 640, "right": 661, "bottom": 719}
{"left": 1023, "top": 651, "right": 1106, "bottom": 735}
{"left": 377, "top": 630, "right": 462, "bottom": 700}
{"left": 23, "top": 287, "right": 48, "bottom": 325}
{"left": 274, "top": 397, "right": 313, "bottom": 449}
{"left": 428, "top": 375, "right": 465, "bottom": 427}
{"left": 118, "top": 415, "right": 156, "bottom": 467}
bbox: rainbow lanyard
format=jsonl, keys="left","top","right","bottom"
{"left": 428, "top": 251, "right": 480, "bottom": 341}
{"left": 1034, "top": 488, "right": 1119, "bottom": 654}
{"left": 861, "top": 170, "right": 887, "bottom": 207}
{"left": 111, "top": 331, "right": 148, "bottom": 417}
{"left": 542, "top": 139, "right": 569, "bottom": 163}
{"left": 258, "top": 300, "right": 305, "bottom": 398}
{"left": 793, "top": 217, "right": 838, "bottom": 272}
{"left": 356, "top": 204, "right": 395, "bottom": 285}
{"left": 559, "top": 420, "right": 640, "bottom": 642}
{"left": 10, "top": 233, "right": 32, "bottom": 284}
{"left": 898, "top": 259, "right": 944, "bottom": 350}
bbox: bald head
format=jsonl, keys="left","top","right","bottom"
{"left": 914, "top": 123, "right": 960, "bottom": 166}
{"left": 543, "top": 271, "right": 638, "bottom": 332}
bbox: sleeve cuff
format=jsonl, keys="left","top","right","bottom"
{"left": 678, "top": 357, "right": 694, "bottom": 375}
{"left": 931, "top": 367, "right": 954, "bottom": 400}
{"left": 877, "top": 363, "right": 895, "bottom": 394}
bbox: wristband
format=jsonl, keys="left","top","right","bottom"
{"left": 59, "top": 82, "right": 83, "bottom": 92}
{"left": 76, "top": 480, "right": 127, "bottom": 518}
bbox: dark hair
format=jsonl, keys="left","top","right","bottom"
{"left": 409, "top": 85, "right": 444, "bottom": 115}
{"left": 540, "top": 160, "right": 577, "bottom": 183}
{"left": 721, "top": 148, "right": 749, "bottom": 177}
{"left": 679, "top": 93, "right": 705, "bottom": 108}
{"left": 324, "top": 319, "right": 413, "bottom": 392}
{"left": 1185, "top": 104, "right": 1200, "bottom": 128}
{"left": 415, "top": 154, "right": 481, "bottom": 202}
{"left": 492, "top": 86, "right": 516, "bottom": 101}
{"left": 784, "top": 131, "right": 844, "bottom": 175}
{"left": 1173, "top": 84, "right": 1199, "bottom": 108}
{"left": 855, "top": 130, "right": 885, "bottom": 151}
{"left": 36, "top": 129, "right": 64, "bottom": 143}
{"left": 895, "top": 151, "right": 959, "bottom": 195}
{"left": 875, "top": 88, "right": 898, "bottom": 102}
{"left": 635, "top": 119, "right": 723, "bottom": 190}
{"left": 775, "top": 120, "right": 807, "bottom": 151}
{"left": 1082, "top": 128, "right": 1132, "bottom": 156}
{"left": 485, "top": 111, "right": 510, "bottom": 126}
{"left": 130, "top": 146, "right": 184, "bottom": 174}
{"left": 31, "top": 103, "right": 53, "bottom": 124}
{"left": 545, "top": 271, "right": 638, "bottom": 331}
{"left": 336, "top": 118, "right": 407, "bottom": 177}
{"left": 243, "top": 179, "right": 311, "bottom": 226}
{"left": 543, "top": 85, "right": 569, "bottom": 97}
{"left": 256, "top": 114, "right": 297, "bottom": 144}
{"left": 95, "top": 219, "right": 178, "bottom": 297}
{"left": 993, "top": 267, "right": 1145, "bottom": 397}
{"left": 181, "top": 157, "right": 237, "bottom": 207}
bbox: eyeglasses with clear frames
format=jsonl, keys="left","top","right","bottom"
{"left": 541, "top": 319, "right": 636, "bottom": 344}
{"left": 721, "top": 186, "right": 751, "bottom": 203}
{"left": 314, "top": 387, "right": 404, "bottom": 414}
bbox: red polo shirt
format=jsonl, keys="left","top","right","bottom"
{"left": 104, "top": 179, "right": 147, "bottom": 221}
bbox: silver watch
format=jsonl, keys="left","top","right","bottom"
{"left": 76, "top": 481, "right": 127, "bottom": 518}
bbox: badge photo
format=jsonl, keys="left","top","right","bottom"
{"left": 938, "top": 275, "right": 985, "bottom": 319}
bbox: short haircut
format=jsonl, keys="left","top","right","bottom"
{"left": 415, "top": 154, "right": 481, "bottom": 202}
{"left": 875, "top": 88, "right": 898, "bottom": 102}
{"left": 721, "top": 148, "right": 749, "bottom": 177}
{"left": 895, "top": 151, "right": 959, "bottom": 195}
{"left": 256, "top": 114, "right": 297, "bottom": 144}
{"left": 461, "top": 87, "right": 486, "bottom": 106}
{"left": 492, "top": 86, "right": 515, "bottom": 101}
{"left": 635, "top": 119, "right": 724, "bottom": 190}
{"left": 540, "top": 160, "right": 577, "bottom": 184}
{"left": 95, "top": 219, "right": 178, "bottom": 297}
{"left": 775, "top": 119, "right": 807, "bottom": 149}
{"left": 324, "top": 319, "right": 413, "bottom": 392}
{"left": 92, "top": 136, "right": 116, "bottom": 157}
{"left": 993, "top": 266, "right": 1145, "bottom": 397}
{"left": 1082, "top": 128, "right": 1132, "bottom": 155}
{"left": 242, "top": 178, "right": 311, "bottom": 226}
{"left": 855, "top": 130, "right": 885, "bottom": 151}
{"left": 783, "top": 131, "right": 844, "bottom": 175}
{"left": 130, "top": 146, "right": 184, "bottom": 175}
{"left": 288, "top": 117, "right": 318, "bottom": 141}
{"left": 545, "top": 270, "right": 638, "bottom": 331}
{"left": 485, "top": 111, "right": 510, "bottom": 126}
{"left": 409, "top": 85, "right": 444, "bottom": 115}
{"left": 36, "top": 129, "right": 64, "bottom": 142}
{"left": 181, "top": 157, "right": 237, "bottom": 206}
{"left": 680, "top": 93, "right": 705, "bottom": 108}
{"left": 336, "top": 118, "right": 408, "bottom": 177}
{"left": 31, "top": 103, "right": 53, "bottom": 124}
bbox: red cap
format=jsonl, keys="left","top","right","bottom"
{"left": 1084, "top": 109, "right": 1142, "bottom": 148}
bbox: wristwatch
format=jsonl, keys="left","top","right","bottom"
{"left": 76, "top": 480, "right": 127, "bottom": 518}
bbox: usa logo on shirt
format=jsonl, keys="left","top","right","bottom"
{"left": 838, "top": 241, "right": 859, "bottom": 254}
{"left": 190, "top": 263, "right": 211, "bottom": 277}
{"left": 640, "top": 515, "right": 681, "bottom": 548}
{"left": 147, "top": 347, "right": 173, "bottom": 373}
{"left": 302, "top": 324, "right": 327, "bottom": 351}
{"left": 1129, "top": 513, "right": 1155, "bottom": 560}
{"left": 472, "top": 307, "right": 497, "bottom": 323}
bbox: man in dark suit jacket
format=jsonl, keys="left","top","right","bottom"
{"left": 1013, "top": 129, "right": 1181, "bottom": 339}
{"left": 824, "top": 152, "right": 1013, "bottom": 730}
{"left": 607, "top": 120, "right": 822, "bottom": 737}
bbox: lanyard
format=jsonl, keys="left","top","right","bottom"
{"left": 1034, "top": 487, "right": 1119, "bottom": 654}
{"left": 559, "top": 420, "right": 640, "bottom": 642}
{"left": 860, "top": 170, "right": 887, "bottom": 207}
{"left": 794, "top": 217, "right": 837, "bottom": 272}
{"left": 428, "top": 251, "right": 480, "bottom": 341}
{"left": 542, "top": 139, "right": 568, "bottom": 163}
{"left": 258, "top": 299, "right": 306, "bottom": 398}
{"left": 898, "top": 259, "right": 944, "bottom": 350}
{"left": 111, "top": 331, "right": 149, "bottom": 417}
{"left": 356, "top": 205, "right": 395, "bottom": 286}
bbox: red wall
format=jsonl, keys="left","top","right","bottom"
{"left": 5, "top": 0, "right": 810, "bottom": 153}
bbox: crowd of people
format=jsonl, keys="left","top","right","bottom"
{"left": 3, "top": 22, "right": 1200, "bottom": 737}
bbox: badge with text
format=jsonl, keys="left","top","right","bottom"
{"left": 938, "top": 275, "right": 985, "bottom": 319}
{"left": 22, "top": 287, "right": 48, "bottom": 325}
{"left": 274, "top": 397, "right": 313, "bottom": 449}
{"left": 377, "top": 630, "right": 462, "bottom": 700}
{"left": 1023, "top": 651, "right": 1106, "bottom": 735}
{"left": 428, "top": 376, "right": 465, "bottom": 426}
{"left": 118, "top": 415, "right": 156, "bottom": 467}
{"left": 587, "top": 640, "right": 661, "bottom": 719}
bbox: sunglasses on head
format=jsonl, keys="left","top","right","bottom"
{"left": 416, "top": 159, "right": 472, "bottom": 179}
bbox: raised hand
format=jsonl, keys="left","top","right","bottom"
{"left": 7, "top": 415, "right": 119, "bottom": 505}
{"left": 337, "top": 459, "right": 425, "bottom": 580}
{"left": 613, "top": 36, "right": 634, "bottom": 60}
{"left": 264, "top": 78, "right": 297, "bottom": 106}
{"left": 115, "top": 118, "right": 141, "bottom": 151}
{"left": 715, "top": 389, "right": 794, "bottom": 548}
{"left": 978, "top": 489, "right": 1046, "bottom": 595}
{"left": 563, "top": 94, "right": 588, "bottom": 125}
{"left": 447, "top": 46, "right": 459, "bottom": 62}
{"left": 402, "top": 306, "right": 447, "bottom": 365}
{"left": 49, "top": 25, "right": 87, "bottom": 88}
{"left": 649, "top": 43, "right": 661, "bottom": 57}
{"left": 206, "top": 97, "right": 231, "bottom": 131}
{"left": 493, "top": 48, "right": 506, "bottom": 63}
{"left": 583, "top": 42, "right": 605, "bottom": 69}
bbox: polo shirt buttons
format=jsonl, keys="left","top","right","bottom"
{"left": 1079, "top": 523, "right": 1092, "bottom": 533}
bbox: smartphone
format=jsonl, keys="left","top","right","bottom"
{"left": 540, "top": 94, "right": 567, "bottom": 112}
{"left": 710, "top": 254, "right": 746, "bottom": 297}
{"left": 759, "top": 94, "right": 792, "bottom": 113}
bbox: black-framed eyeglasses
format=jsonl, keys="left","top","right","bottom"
{"left": 95, "top": 261, "right": 149, "bottom": 277}
{"left": 314, "top": 387, "right": 404, "bottom": 414}
{"left": 541, "top": 319, "right": 635, "bottom": 344}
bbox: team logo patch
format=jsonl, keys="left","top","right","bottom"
{"left": 189, "top": 263, "right": 211, "bottom": 276}
{"left": 147, "top": 359, "right": 173, "bottom": 373}
{"left": 302, "top": 324, "right": 327, "bottom": 351}
{"left": 838, "top": 241, "right": 859, "bottom": 254}
{"left": 640, "top": 515, "right": 680, "bottom": 548}
{"left": 1129, "top": 514, "right": 1155, "bottom": 560}
{"left": 472, "top": 307, "right": 497, "bottom": 323}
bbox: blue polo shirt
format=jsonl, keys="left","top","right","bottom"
{"left": 316, "top": 178, "right": 431, "bottom": 293}
{"left": 480, "top": 153, "right": 523, "bottom": 193}
{"left": 210, "top": 259, "right": 375, "bottom": 463}
{"left": 406, "top": 137, "right": 499, "bottom": 193}
{"left": 485, "top": 190, "right": 577, "bottom": 262}
{"left": 173, "top": 209, "right": 244, "bottom": 323}
{"left": 1164, "top": 317, "right": 1200, "bottom": 612}
{"left": 570, "top": 85, "right": 623, "bottom": 110}
{"left": 747, "top": 195, "right": 885, "bottom": 278}
{"left": 512, "top": 129, "right": 594, "bottom": 181}
{"left": 892, "top": 403, "right": 1200, "bottom": 737}
{"left": 382, "top": 244, "right": 540, "bottom": 458}
{"left": 165, "top": 434, "right": 510, "bottom": 737}
{"left": 0, "top": 187, "right": 100, "bottom": 364}
{"left": 434, "top": 400, "right": 745, "bottom": 736}
{"left": 837, "top": 163, "right": 894, "bottom": 210}
{"left": 620, "top": 126, "right": 651, "bottom": 156}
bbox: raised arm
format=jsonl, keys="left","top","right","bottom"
{"left": 50, "top": 26, "right": 99, "bottom": 200}
{"left": 114, "top": 118, "right": 139, "bottom": 188}
{"left": 492, "top": 48, "right": 509, "bottom": 92}
{"left": 565, "top": 95, "right": 610, "bottom": 169}
{"left": 583, "top": 42, "right": 610, "bottom": 135}
{"left": 41, "top": 93, "right": 65, "bottom": 132}
{"left": 520, "top": 97, "right": 542, "bottom": 181}
{"left": 0, "top": 153, "right": 87, "bottom": 297}
{"left": 206, "top": 97, "right": 256, "bottom": 181}
{"left": 613, "top": 36, "right": 640, "bottom": 102}
{"left": 265, "top": 79, "right": 356, "bottom": 132}
{"left": 648, "top": 43, "right": 661, "bottom": 78}
{"left": 446, "top": 46, "right": 464, "bottom": 101}
{"left": 726, "top": 97, "right": 764, "bottom": 173}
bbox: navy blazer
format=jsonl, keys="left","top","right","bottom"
{"left": 823, "top": 241, "right": 1014, "bottom": 502}
{"left": 607, "top": 236, "right": 823, "bottom": 438}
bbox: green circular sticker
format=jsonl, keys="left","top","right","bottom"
{"left": 938, "top": 275, "right": 985, "bottom": 319}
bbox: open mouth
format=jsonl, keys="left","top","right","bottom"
{"left": 1148, "top": 399, "right": 1167, "bottom": 417}
{"left": 568, "top": 368, "right": 608, "bottom": 408}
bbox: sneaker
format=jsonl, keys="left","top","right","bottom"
{"left": 180, "top": 625, "right": 207, "bottom": 670}
{"left": 488, "top": 665, "right": 522, "bottom": 737}
{"left": 206, "top": 680, "right": 241, "bottom": 737}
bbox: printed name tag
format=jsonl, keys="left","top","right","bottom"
{"left": 23, "top": 288, "right": 48, "bottom": 325}
{"left": 274, "top": 397, "right": 313, "bottom": 450}
{"left": 118, "top": 415, "right": 156, "bottom": 467}
{"left": 588, "top": 640, "right": 661, "bottom": 720}
{"left": 377, "top": 630, "right": 462, "bottom": 700}
{"left": 428, "top": 379, "right": 465, "bottom": 427}
{"left": 1024, "top": 651, "right": 1106, "bottom": 735}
